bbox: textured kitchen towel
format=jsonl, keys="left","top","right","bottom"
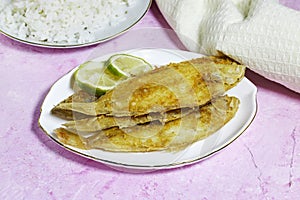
{"left": 156, "top": 0, "right": 300, "bottom": 93}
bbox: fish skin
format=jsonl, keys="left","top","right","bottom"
{"left": 52, "top": 56, "right": 245, "bottom": 117}
{"left": 54, "top": 95, "right": 240, "bottom": 152}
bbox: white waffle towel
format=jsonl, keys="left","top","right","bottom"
{"left": 156, "top": 0, "right": 300, "bottom": 93}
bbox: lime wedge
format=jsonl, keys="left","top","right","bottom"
{"left": 74, "top": 61, "right": 123, "bottom": 96}
{"left": 106, "top": 54, "right": 154, "bottom": 77}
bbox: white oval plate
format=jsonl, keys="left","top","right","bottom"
{"left": 39, "top": 48, "right": 257, "bottom": 171}
{"left": 0, "top": 1, "right": 151, "bottom": 48}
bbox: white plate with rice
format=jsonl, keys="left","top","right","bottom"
{"left": 0, "top": 0, "right": 152, "bottom": 48}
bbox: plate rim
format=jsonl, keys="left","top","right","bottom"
{"left": 38, "top": 48, "right": 258, "bottom": 170}
{"left": 0, "top": 0, "right": 152, "bottom": 48}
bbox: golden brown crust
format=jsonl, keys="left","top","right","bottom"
{"left": 52, "top": 56, "right": 245, "bottom": 117}
{"left": 54, "top": 95, "right": 240, "bottom": 152}
{"left": 51, "top": 90, "right": 97, "bottom": 120}
{"left": 52, "top": 56, "right": 244, "bottom": 152}
{"left": 55, "top": 128, "right": 87, "bottom": 150}
{"left": 62, "top": 107, "right": 194, "bottom": 133}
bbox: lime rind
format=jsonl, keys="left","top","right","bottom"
{"left": 106, "top": 54, "right": 153, "bottom": 77}
{"left": 73, "top": 54, "right": 153, "bottom": 97}
{"left": 74, "top": 61, "right": 119, "bottom": 96}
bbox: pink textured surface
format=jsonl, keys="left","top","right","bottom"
{"left": 0, "top": 1, "right": 299, "bottom": 199}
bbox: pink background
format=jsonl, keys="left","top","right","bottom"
{"left": 0, "top": 1, "right": 300, "bottom": 199}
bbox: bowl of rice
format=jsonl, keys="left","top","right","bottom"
{"left": 0, "top": 0, "right": 151, "bottom": 48}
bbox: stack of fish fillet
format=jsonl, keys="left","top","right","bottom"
{"left": 51, "top": 56, "right": 245, "bottom": 152}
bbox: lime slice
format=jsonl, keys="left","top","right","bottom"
{"left": 106, "top": 54, "right": 153, "bottom": 77}
{"left": 74, "top": 61, "right": 123, "bottom": 96}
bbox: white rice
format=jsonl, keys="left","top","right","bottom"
{"left": 0, "top": 0, "right": 135, "bottom": 44}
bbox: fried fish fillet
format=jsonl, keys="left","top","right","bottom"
{"left": 62, "top": 107, "right": 195, "bottom": 132}
{"left": 51, "top": 90, "right": 97, "bottom": 120}
{"left": 52, "top": 56, "right": 245, "bottom": 117}
{"left": 52, "top": 90, "right": 195, "bottom": 129}
{"left": 54, "top": 95, "right": 240, "bottom": 152}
